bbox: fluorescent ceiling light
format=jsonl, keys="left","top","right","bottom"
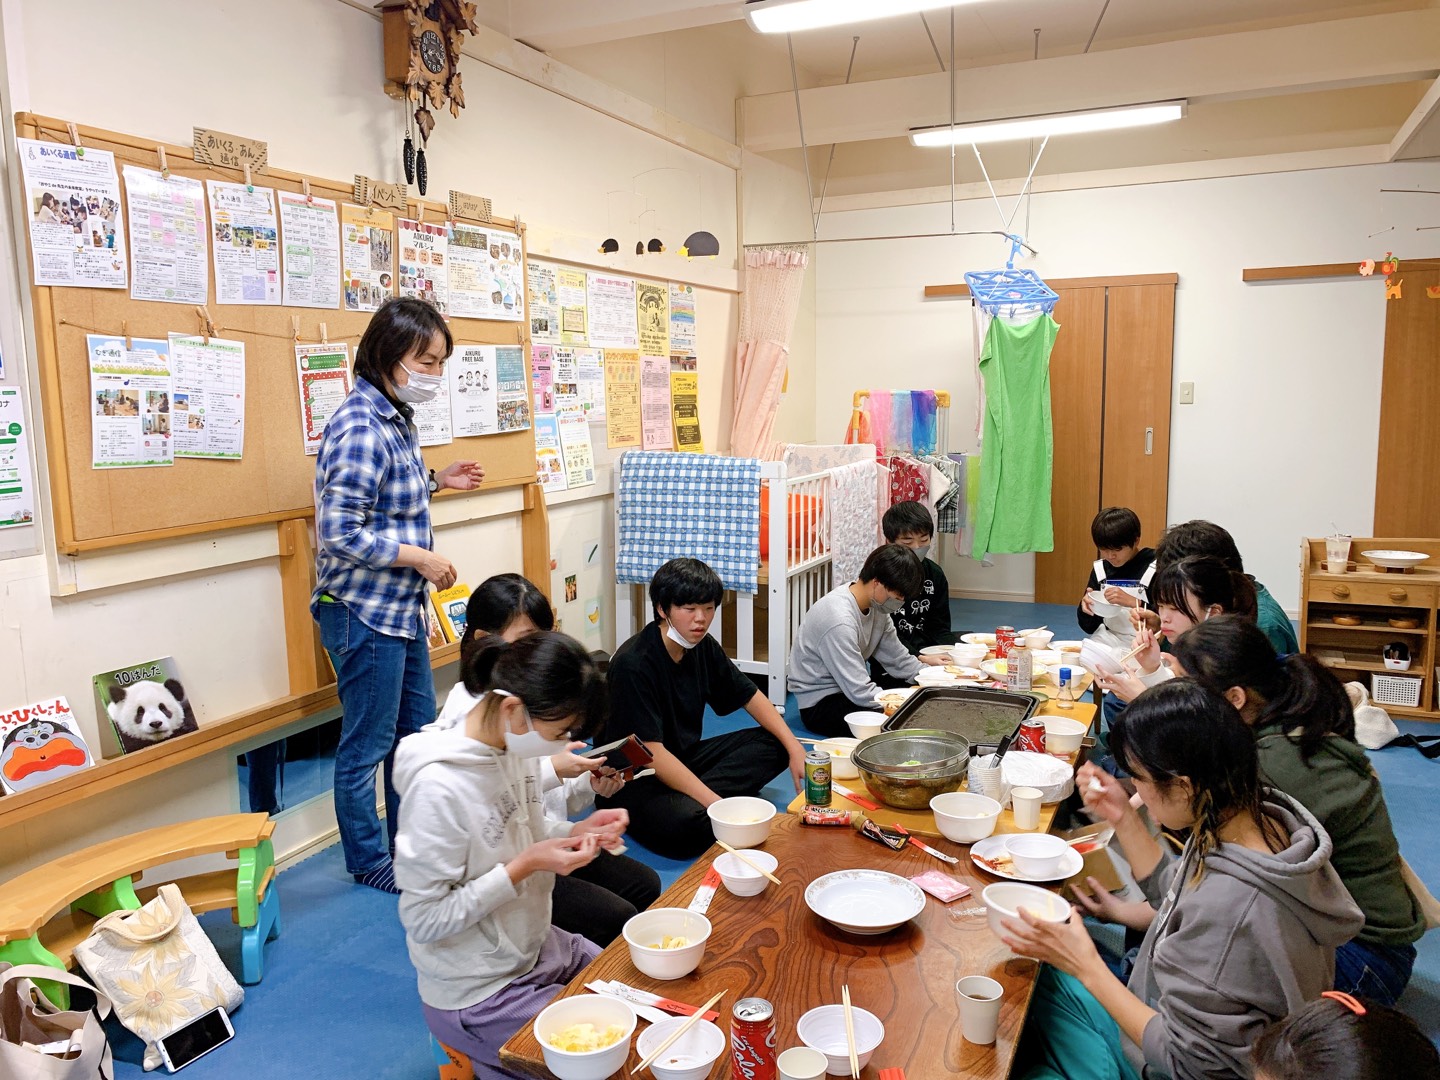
{"left": 746, "top": 0, "right": 973, "bottom": 35}
{"left": 910, "top": 101, "right": 1187, "bottom": 146}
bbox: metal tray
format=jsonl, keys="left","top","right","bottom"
{"left": 882, "top": 685, "right": 1040, "bottom": 747}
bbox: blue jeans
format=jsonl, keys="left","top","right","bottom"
{"left": 1334, "top": 938, "right": 1416, "bottom": 1007}
{"left": 315, "top": 600, "right": 436, "bottom": 875}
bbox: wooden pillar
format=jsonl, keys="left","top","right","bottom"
{"left": 520, "top": 482, "right": 551, "bottom": 594}
{"left": 277, "top": 518, "right": 329, "bottom": 694}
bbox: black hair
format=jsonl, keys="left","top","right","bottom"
{"left": 882, "top": 501, "right": 934, "bottom": 543}
{"left": 1155, "top": 519, "right": 1245, "bottom": 573}
{"left": 649, "top": 558, "right": 724, "bottom": 621}
{"left": 858, "top": 543, "right": 925, "bottom": 598}
{"left": 1252, "top": 996, "right": 1440, "bottom": 1080}
{"left": 1091, "top": 507, "right": 1142, "bottom": 550}
{"left": 461, "top": 574, "right": 554, "bottom": 666}
{"left": 1171, "top": 615, "right": 1355, "bottom": 760}
{"left": 1150, "top": 555, "right": 1258, "bottom": 624}
{"left": 353, "top": 297, "right": 453, "bottom": 410}
{"left": 460, "top": 631, "right": 606, "bottom": 740}
{"left": 1110, "top": 678, "right": 1283, "bottom": 867}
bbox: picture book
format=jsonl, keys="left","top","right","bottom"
{"left": 425, "top": 603, "right": 448, "bottom": 650}
{"left": 431, "top": 584, "right": 471, "bottom": 644}
{"left": 91, "top": 656, "right": 199, "bottom": 758}
{"left": 0, "top": 696, "right": 94, "bottom": 794}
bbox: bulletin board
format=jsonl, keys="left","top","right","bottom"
{"left": 16, "top": 113, "right": 538, "bottom": 553}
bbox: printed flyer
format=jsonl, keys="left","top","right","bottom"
{"left": 534, "top": 413, "right": 566, "bottom": 492}
{"left": 587, "top": 273, "right": 637, "bottom": 348}
{"left": 0, "top": 387, "right": 36, "bottom": 529}
{"left": 604, "top": 350, "right": 641, "bottom": 448}
{"left": 531, "top": 344, "right": 555, "bottom": 414}
{"left": 558, "top": 409, "right": 595, "bottom": 488}
{"left": 636, "top": 281, "right": 668, "bottom": 356}
{"left": 528, "top": 261, "right": 559, "bottom": 344}
{"left": 169, "top": 334, "right": 246, "bottom": 459}
{"left": 669, "top": 283, "right": 697, "bottom": 353}
{"left": 341, "top": 204, "right": 394, "bottom": 312}
{"left": 398, "top": 218, "right": 449, "bottom": 314}
{"left": 640, "top": 354, "right": 673, "bottom": 451}
{"left": 495, "top": 345, "right": 531, "bottom": 432}
{"left": 278, "top": 191, "right": 341, "bottom": 309}
{"left": 670, "top": 355, "right": 703, "bottom": 453}
{"left": 123, "top": 165, "right": 208, "bottom": 305}
{"left": 552, "top": 348, "right": 580, "bottom": 413}
{"left": 447, "top": 222, "right": 523, "bottom": 321}
{"left": 87, "top": 334, "right": 173, "bottom": 468}
{"left": 449, "top": 345, "right": 499, "bottom": 437}
{"left": 411, "top": 373, "right": 453, "bottom": 447}
{"left": 574, "top": 348, "right": 606, "bottom": 423}
{"left": 294, "top": 342, "right": 353, "bottom": 454}
{"left": 207, "top": 181, "right": 280, "bottom": 304}
{"left": 558, "top": 267, "right": 589, "bottom": 344}
{"left": 17, "top": 137, "right": 127, "bottom": 289}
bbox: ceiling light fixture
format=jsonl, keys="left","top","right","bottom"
{"left": 745, "top": 0, "right": 968, "bottom": 34}
{"left": 910, "top": 101, "right": 1186, "bottom": 147}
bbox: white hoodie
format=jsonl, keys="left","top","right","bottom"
{"left": 392, "top": 693, "right": 577, "bottom": 1011}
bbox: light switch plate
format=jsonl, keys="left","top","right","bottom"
{"left": 1178, "top": 381, "right": 1195, "bottom": 405}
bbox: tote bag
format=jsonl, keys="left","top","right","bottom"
{"left": 73, "top": 884, "right": 242, "bottom": 1071}
{"left": 0, "top": 963, "right": 114, "bottom": 1079}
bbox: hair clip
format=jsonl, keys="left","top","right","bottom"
{"left": 1321, "top": 990, "right": 1366, "bottom": 1015}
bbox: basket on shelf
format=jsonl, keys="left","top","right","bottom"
{"left": 1372, "top": 673, "right": 1423, "bottom": 710}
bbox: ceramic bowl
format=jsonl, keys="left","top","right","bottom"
{"left": 635, "top": 1017, "right": 726, "bottom": 1080}
{"left": 622, "top": 909, "right": 712, "bottom": 981}
{"left": 713, "top": 850, "right": 779, "bottom": 897}
{"left": 929, "top": 791, "right": 1002, "bottom": 843}
{"left": 816, "top": 737, "right": 861, "bottom": 779}
{"left": 1004, "top": 834, "right": 1071, "bottom": 879}
{"left": 796, "top": 1006, "right": 885, "bottom": 1076}
{"left": 845, "top": 712, "right": 885, "bottom": 741}
{"left": 982, "top": 882, "right": 1071, "bottom": 947}
{"left": 534, "top": 994, "right": 638, "bottom": 1080}
{"left": 706, "top": 796, "right": 775, "bottom": 849}
{"left": 1042, "top": 716, "right": 1088, "bottom": 755}
{"left": 805, "top": 869, "right": 925, "bottom": 935}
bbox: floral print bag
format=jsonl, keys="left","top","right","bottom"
{"left": 73, "top": 884, "right": 242, "bottom": 1071}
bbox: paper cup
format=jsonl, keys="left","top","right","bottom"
{"left": 1010, "top": 786, "right": 1043, "bottom": 831}
{"left": 777, "top": 1047, "right": 829, "bottom": 1080}
{"left": 1326, "top": 535, "right": 1351, "bottom": 573}
{"left": 956, "top": 976, "right": 1004, "bottom": 1045}
{"left": 967, "top": 757, "right": 1004, "bottom": 804}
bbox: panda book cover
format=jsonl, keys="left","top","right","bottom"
{"left": 0, "top": 697, "right": 95, "bottom": 795}
{"left": 91, "top": 656, "right": 199, "bottom": 758}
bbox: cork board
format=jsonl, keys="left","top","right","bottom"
{"left": 18, "top": 114, "right": 536, "bottom": 552}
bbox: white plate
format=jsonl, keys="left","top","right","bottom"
{"left": 970, "top": 835, "right": 1083, "bottom": 883}
{"left": 980, "top": 658, "right": 1050, "bottom": 680}
{"left": 920, "top": 645, "right": 955, "bottom": 657}
{"left": 804, "top": 869, "right": 926, "bottom": 935}
{"left": 961, "top": 633, "right": 997, "bottom": 646}
{"left": 874, "top": 688, "right": 917, "bottom": 708}
{"left": 1361, "top": 549, "right": 1430, "bottom": 570}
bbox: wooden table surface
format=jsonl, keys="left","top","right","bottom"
{"left": 500, "top": 812, "right": 1062, "bottom": 1080}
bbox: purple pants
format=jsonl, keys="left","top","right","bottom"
{"left": 421, "top": 926, "right": 602, "bottom": 1080}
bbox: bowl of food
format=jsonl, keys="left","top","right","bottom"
{"left": 929, "top": 791, "right": 1002, "bottom": 843}
{"left": 982, "top": 882, "right": 1071, "bottom": 949}
{"left": 534, "top": 994, "right": 638, "bottom": 1080}
{"left": 797, "top": 1005, "right": 885, "bottom": 1075}
{"left": 949, "top": 643, "right": 989, "bottom": 666}
{"left": 635, "top": 1017, "right": 726, "bottom": 1080}
{"left": 961, "top": 632, "right": 997, "bottom": 647}
{"left": 707, "top": 796, "right": 775, "bottom": 849}
{"left": 1042, "top": 716, "right": 1088, "bottom": 755}
{"left": 713, "top": 850, "right": 779, "bottom": 897}
{"left": 980, "top": 658, "right": 1050, "bottom": 681}
{"left": 1361, "top": 549, "right": 1430, "bottom": 570}
{"left": 622, "top": 909, "right": 712, "bottom": 981}
{"left": 816, "top": 736, "right": 861, "bottom": 779}
{"left": 1004, "top": 834, "right": 1071, "bottom": 879}
{"left": 851, "top": 729, "right": 970, "bottom": 810}
{"left": 873, "top": 689, "right": 915, "bottom": 716}
{"left": 846, "top": 711, "right": 886, "bottom": 741}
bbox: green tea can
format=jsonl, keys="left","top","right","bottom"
{"left": 804, "top": 750, "right": 832, "bottom": 806}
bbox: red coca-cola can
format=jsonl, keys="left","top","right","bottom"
{"left": 730, "top": 997, "right": 778, "bottom": 1080}
{"left": 995, "top": 625, "right": 1017, "bottom": 659}
{"left": 1016, "top": 717, "right": 1047, "bottom": 754}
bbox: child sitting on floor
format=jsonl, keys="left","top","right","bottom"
{"left": 882, "top": 501, "right": 957, "bottom": 655}
{"left": 1078, "top": 506, "right": 1155, "bottom": 652}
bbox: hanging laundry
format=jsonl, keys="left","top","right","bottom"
{"left": 971, "top": 316, "right": 1058, "bottom": 557}
{"left": 890, "top": 392, "right": 912, "bottom": 454}
{"left": 911, "top": 390, "right": 937, "bottom": 456}
{"left": 829, "top": 458, "right": 878, "bottom": 583}
{"left": 844, "top": 405, "right": 871, "bottom": 448}
{"left": 867, "top": 390, "right": 893, "bottom": 457}
{"left": 929, "top": 454, "right": 965, "bottom": 534}
{"left": 888, "top": 454, "right": 928, "bottom": 508}
{"left": 921, "top": 460, "right": 952, "bottom": 522}
{"left": 958, "top": 452, "right": 989, "bottom": 561}
{"left": 784, "top": 443, "right": 875, "bottom": 476}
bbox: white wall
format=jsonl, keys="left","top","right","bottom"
{"left": 812, "top": 161, "right": 1440, "bottom": 612}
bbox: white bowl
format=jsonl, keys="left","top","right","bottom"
{"left": 707, "top": 796, "right": 775, "bottom": 849}
{"left": 1362, "top": 549, "right": 1430, "bottom": 570}
{"left": 1005, "top": 834, "right": 1070, "bottom": 879}
{"left": 796, "top": 1005, "right": 885, "bottom": 1076}
{"left": 1042, "top": 716, "right": 1088, "bottom": 755}
{"left": 713, "top": 850, "right": 779, "bottom": 897}
{"left": 1021, "top": 630, "right": 1055, "bottom": 649}
{"left": 845, "top": 712, "right": 885, "bottom": 741}
{"left": 949, "top": 644, "right": 989, "bottom": 666}
{"left": 982, "top": 882, "right": 1072, "bottom": 947}
{"left": 805, "top": 869, "right": 925, "bottom": 935}
{"left": 1084, "top": 591, "right": 1127, "bottom": 618}
{"left": 930, "top": 791, "right": 1002, "bottom": 843}
{"left": 622, "top": 909, "right": 712, "bottom": 981}
{"left": 534, "top": 994, "right": 638, "bottom": 1080}
{"left": 816, "top": 737, "right": 860, "bottom": 780}
{"left": 635, "top": 1017, "right": 726, "bottom": 1080}
{"left": 873, "top": 689, "right": 915, "bottom": 712}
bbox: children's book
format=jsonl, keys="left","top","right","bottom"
{"left": 0, "top": 696, "right": 94, "bottom": 794}
{"left": 425, "top": 604, "right": 448, "bottom": 649}
{"left": 91, "top": 656, "right": 199, "bottom": 758}
{"left": 431, "top": 584, "right": 472, "bottom": 644}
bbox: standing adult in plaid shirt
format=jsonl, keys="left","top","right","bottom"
{"left": 313, "top": 298, "right": 485, "bottom": 893}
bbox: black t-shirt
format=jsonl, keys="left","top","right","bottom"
{"left": 1076, "top": 547, "right": 1156, "bottom": 634}
{"left": 604, "top": 621, "right": 758, "bottom": 759}
{"left": 892, "top": 557, "right": 956, "bottom": 653}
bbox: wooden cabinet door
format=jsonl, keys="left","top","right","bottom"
{"left": 1375, "top": 265, "right": 1440, "bottom": 535}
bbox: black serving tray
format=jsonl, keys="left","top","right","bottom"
{"left": 882, "top": 685, "right": 1040, "bottom": 747}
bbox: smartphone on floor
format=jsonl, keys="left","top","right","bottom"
{"left": 158, "top": 1007, "right": 234, "bottom": 1072}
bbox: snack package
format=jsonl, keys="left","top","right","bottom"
{"left": 910, "top": 870, "right": 972, "bottom": 903}
{"left": 802, "top": 806, "right": 860, "bottom": 827}
{"left": 854, "top": 817, "right": 908, "bottom": 851}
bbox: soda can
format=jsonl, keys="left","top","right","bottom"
{"left": 804, "top": 750, "right": 832, "bottom": 807}
{"left": 1016, "top": 717, "right": 1047, "bottom": 754}
{"left": 731, "top": 997, "right": 778, "bottom": 1080}
{"left": 995, "top": 625, "right": 1016, "bottom": 659}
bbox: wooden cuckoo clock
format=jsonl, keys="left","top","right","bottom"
{"left": 378, "top": 0, "right": 478, "bottom": 195}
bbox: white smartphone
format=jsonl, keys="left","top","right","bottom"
{"left": 157, "top": 1007, "right": 234, "bottom": 1072}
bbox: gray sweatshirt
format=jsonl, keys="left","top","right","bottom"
{"left": 787, "top": 583, "right": 922, "bottom": 709}
{"left": 392, "top": 699, "right": 575, "bottom": 1011}
{"left": 1125, "top": 792, "right": 1365, "bottom": 1080}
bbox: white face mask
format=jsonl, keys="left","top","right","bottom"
{"left": 493, "top": 690, "right": 568, "bottom": 758}
{"left": 665, "top": 622, "right": 699, "bottom": 650}
{"left": 394, "top": 363, "right": 444, "bottom": 404}
{"left": 873, "top": 592, "right": 904, "bottom": 615}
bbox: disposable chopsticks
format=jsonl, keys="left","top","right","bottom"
{"left": 632, "top": 990, "right": 725, "bottom": 1077}
{"left": 715, "top": 840, "right": 782, "bottom": 885}
{"left": 841, "top": 984, "right": 860, "bottom": 1079}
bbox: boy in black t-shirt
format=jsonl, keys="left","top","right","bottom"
{"left": 596, "top": 558, "right": 803, "bottom": 859}
{"left": 882, "top": 502, "right": 956, "bottom": 655}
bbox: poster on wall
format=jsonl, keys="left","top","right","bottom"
{"left": 168, "top": 334, "right": 246, "bottom": 460}
{"left": 341, "top": 204, "right": 394, "bottom": 312}
{"left": 604, "top": 349, "right": 641, "bottom": 448}
{"left": 495, "top": 345, "right": 532, "bottom": 431}
{"left": 123, "top": 166, "right": 208, "bottom": 305}
{"left": 207, "top": 181, "right": 280, "bottom": 305}
{"left": 670, "top": 355, "right": 702, "bottom": 453}
{"left": 640, "top": 355, "right": 672, "bottom": 451}
{"left": 636, "top": 281, "right": 668, "bottom": 356}
{"left": 552, "top": 348, "right": 580, "bottom": 412}
{"left": 294, "top": 342, "right": 353, "bottom": 454}
{"left": 558, "top": 409, "right": 595, "bottom": 488}
{"left": 0, "top": 387, "right": 36, "bottom": 529}
{"left": 558, "top": 268, "right": 589, "bottom": 344}
{"left": 447, "top": 222, "right": 523, "bottom": 321}
{"left": 0, "top": 697, "right": 93, "bottom": 793}
{"left": 87, "top": 334, "right": 173, "bottom": 469}
{"left": 535, "top": 413, "right": 566, "bottom": 492}
{"left": 531, "top": 344, "right": 555, "bottom": 414}
{"left": 411, "top": 375, "right": 452, "bottom": 447}
{"left": 528, "top": 261, "right": 560, "bottom": 344}
{"left": 669, "top": 283, "right": 697, "bottom": 353}
{"left": 16, "top": 137, "right": 127, "bottom": 289}
{"left": 398, "top": 218, "right": 449, "bottom": 314}
{"left": 279, "top": 191, "right": 341, "bottom": 309}
{"left": 587, "top": 273, "right": 637, "bottom": 348}
{"left": 573, "top": 347, "right": 605, "bottom": 423}
{"left": 449, "top": 344, "right": 500, "bottom": 437}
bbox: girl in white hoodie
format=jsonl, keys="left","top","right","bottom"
{"left": 394, "top": 632, "right": 627, "bottom": 1079}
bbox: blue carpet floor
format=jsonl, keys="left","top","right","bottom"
{"left": 101, "top": 599, "right": 1438, "bottom": 1077}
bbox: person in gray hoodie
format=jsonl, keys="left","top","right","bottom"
{"left": 393, "top": 632, "right": 628, "bottom": 1080}
{"left": 1001, "top": 679, "right": 1364, "bottom": 1080}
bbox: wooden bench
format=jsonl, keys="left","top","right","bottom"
{"left": 0, "top": 813, "right": 281, "bottom": 1002}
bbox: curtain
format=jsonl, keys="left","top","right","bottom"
{"left": 729, "top": 246, "right": 810, "bottom": 459}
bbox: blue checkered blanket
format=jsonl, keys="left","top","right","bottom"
{"left": 616, "top": 451, "right": 762, "bottom": 592}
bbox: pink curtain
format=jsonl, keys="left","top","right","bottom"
{"left": 729, "top": 247, "right": 810, "bottom": 459}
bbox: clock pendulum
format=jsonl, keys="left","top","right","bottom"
{"left": 403, "top": 103, "right": 415, "bottom": 185}
{"left": 414, "top": 104, "right": 432, "bottom": 196}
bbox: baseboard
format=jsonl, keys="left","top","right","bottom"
{"left": 277, "top": 825, "right": 341, "bottom": 872}
{"left": 949, "top": 588, "right": 1037, "bottom": 604}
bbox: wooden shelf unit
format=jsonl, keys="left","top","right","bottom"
{"left": 1300, "top": 538, "right": 1440, "bottom": 721}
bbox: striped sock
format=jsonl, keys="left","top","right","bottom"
{"left": 354, "top": 859, "right": 400, "bottom": 894}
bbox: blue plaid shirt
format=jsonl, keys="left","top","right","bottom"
{"left": 312, "top": 378, "right": 431, "bottom": 639}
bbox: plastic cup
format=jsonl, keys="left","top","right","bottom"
{"left": 956, "top": 976, "right": 1004, "bottom": 1045}
{"left": 967, "top": 757, "right": 1004, "bottom": 803}
{"left": 777, "top": 1046, "right": 828, "bottom": 1080}
{"left": 1010, "top": 786, "right": 1043, "bottom": 830}
{"left": 1326, "top": 535, "right": 1351, "bottom": 573}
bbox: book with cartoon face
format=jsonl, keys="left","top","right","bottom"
{"left": 0, "top": 697, "right": 94, "bottom": 794}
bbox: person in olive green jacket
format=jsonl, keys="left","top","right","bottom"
{"left": 1171, "top": 615, "right": 1423, "bottom": 1006}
